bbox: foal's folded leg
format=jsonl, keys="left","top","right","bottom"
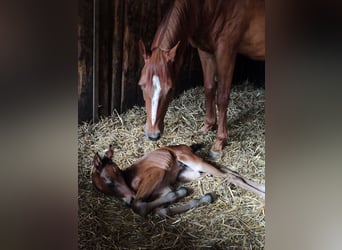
{"left": 132, "top": 187, "right": 189, "bottom": 216}
{"left": 155, "top": 193, "right": 218, "bottom": 217}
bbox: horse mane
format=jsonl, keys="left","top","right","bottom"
{"left": 151, "top": 0, "right": 250, "bottom": 52}
{"left": 152, "top": 0, "right": 191, "bottom": 51}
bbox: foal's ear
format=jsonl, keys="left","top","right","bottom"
{"left": 93, "top": 153, "right": 102, "bottom": 170}
{"left": 165, "top": 41, "right": 180, "bottom": 62}
{"left": 139, "top": 39, "right": 148, "bottom": 61}
{"left": 104, "top": 144, "right": 114, "bottom": 159}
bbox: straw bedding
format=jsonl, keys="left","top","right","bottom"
{"left": 78, "top": 83, "right": 265, "bottom": 249}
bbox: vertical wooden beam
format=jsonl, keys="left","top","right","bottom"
{"left": 78, "top": 0, "right": 94, "bottom": 122}
{"left": 120, "top": 0, "right": 142, "bottom": 112}
{"left": 98, "top": 0, "right": 113, "bottom": 117}
{"left": 92, "top": 0, "right": 100, "bottom": 122}
{"left": 111, "top": 0, "right": 125, "bottom": 114}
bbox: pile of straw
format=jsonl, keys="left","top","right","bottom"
{"left": 78, "top": 83, "right": 265, "bottom": 249}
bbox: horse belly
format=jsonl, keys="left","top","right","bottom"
{"left": 238, "top": 2, "right": 265, "bottom": 60}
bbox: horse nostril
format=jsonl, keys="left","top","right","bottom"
{"left": 148, "top": 132, "right": 160, "bottom": 141}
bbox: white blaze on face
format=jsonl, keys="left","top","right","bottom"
{"left": 151, "top": 75, "right": 161, "bottom": 126}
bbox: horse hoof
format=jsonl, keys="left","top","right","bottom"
{"left": 209, "top": 149, "right": 222, "bottom": 159}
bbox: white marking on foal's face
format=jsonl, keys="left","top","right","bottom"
{"left": 151, "top": 75, "right": 161, "bottom": 126}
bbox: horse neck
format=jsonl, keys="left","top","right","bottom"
{"left": 151, "top": 0, "right": 197, "bottom": 70}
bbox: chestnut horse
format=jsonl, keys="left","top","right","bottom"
{"left": 138, "top": 0, "right": 265, "bottom": 157}
{"left": 92, "top": 144, "right": 265, "bottom": 217}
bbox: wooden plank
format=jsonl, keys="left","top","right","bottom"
{"left": 120, "top": 0, "right": 142, "bottom": 112}
{"left": 139, "top": 0, "right": 157, "bottom": 49}
{"left": 111, "top": 0, "right": 125, "bottom": 114}
{"left": 78, "top": 0, "right": 94, "bottom": 122}
{"left": 92, "top": 0, "right": 100, "bottom": 122}
{"left": 98, "top": 0, "right": 113, "bottom": 117}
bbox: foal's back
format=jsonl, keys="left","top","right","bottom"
{"left": 123, "top": 149, "right": 181, "bottom": 201}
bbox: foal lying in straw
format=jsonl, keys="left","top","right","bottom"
{"left": 91, "top": 144, "right": 265, "bottom": 217}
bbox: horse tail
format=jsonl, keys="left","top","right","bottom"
{"left": 190, "top": 143, "right": 205, "bottom": 152}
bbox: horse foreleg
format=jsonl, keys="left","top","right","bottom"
{"left": 210, "top": 47, "right": 237, "bottom": 158}
{"left": 155, "top": 193, "right": 217, "bottom": 217}
{"left": 131, "top": 187, "right": 189, "bottom": 217}
{"left": 198, "top": 49, "right": 217, "bottom": 132}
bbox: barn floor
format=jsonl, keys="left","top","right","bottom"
{"left": 78, "top": 83, "right": 265, "bottom": 249}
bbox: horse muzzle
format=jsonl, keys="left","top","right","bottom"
{"left": 146, "top": 131, "right": 161, "bottom": 141}
{"left": 145, "top": 123, "right": 163, "bottom": 141}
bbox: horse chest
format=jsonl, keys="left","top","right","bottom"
{"left": 189, "top": 37, "right": 215, "bottom": 54}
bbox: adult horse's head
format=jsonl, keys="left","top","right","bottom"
{"left": 138, "top": 40, "right": 180, "bottom": 141}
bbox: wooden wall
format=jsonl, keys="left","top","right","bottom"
{"left": 78, "top": 0, "right": 264, "bottom": 122}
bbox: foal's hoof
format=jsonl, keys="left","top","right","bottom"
{"left": 155, "top": 207, "right": 170, "bottom": 218}
{"left": 176, "top": 187, "right": 189, "bottom": 197}
{"left": 200, "top": 193, "right": 218, "bottom": 204}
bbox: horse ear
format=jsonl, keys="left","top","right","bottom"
{"left": 139, "top": 39, "right": 148, "bottom": 61}
{"left": 93, "top": 153, "right": 102, "bottom": 170}
{"left": 166, "top": 41, "right": 180, "bottom": 62}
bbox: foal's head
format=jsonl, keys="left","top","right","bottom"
{"left": 138, "top": 40, "right": 180, "bottom": 141}
{"left": 91, "top": 145, "right": 135, "bottom": 205}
